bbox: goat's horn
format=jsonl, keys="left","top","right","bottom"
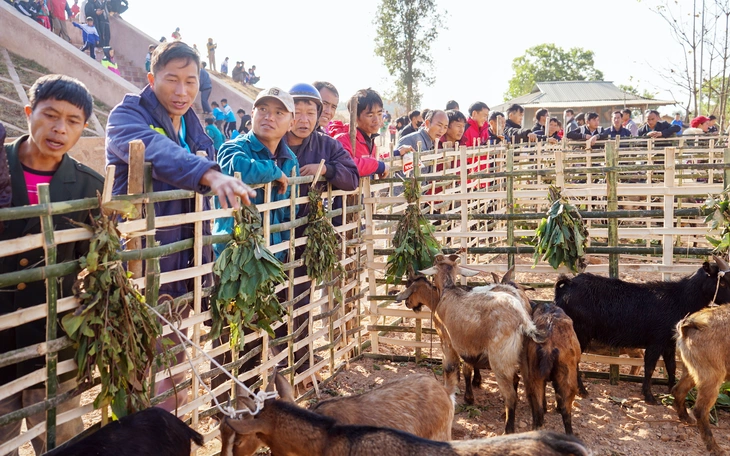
{"left": 419, "top": 267, "right": 438, "bottom": 275}
{"left": 395, "top": 287, "right": 414, "bottom": 302}
{"left": 713, "top": 255, "right": 730, "bottom": 272}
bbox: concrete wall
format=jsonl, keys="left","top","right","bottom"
{"left": 109, "top": 15, "right": 254, "bottom": 114}
{"left": 5, "top": 137, "right": 106, "bottom": 175}
{"left": 0, "top": 2, "right": 138, "bottom": 108}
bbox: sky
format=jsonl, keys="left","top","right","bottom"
{"left": 124, "top": 0, "right": 683, "bottom": 115}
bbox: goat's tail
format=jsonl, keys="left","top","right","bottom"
{"left": 676, "top": 309, "right": 712, "bottom": 340}
{"left": 188, "top": 427, "right": 204, "bottom": 447}
{"left": 523, "top": 321, "right": 547, "bottom": 344}
{"left": 537, "top": 346, "right": 559, "bottom": 378}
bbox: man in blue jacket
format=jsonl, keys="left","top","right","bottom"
{"left": 105, "top": 41, "right": 255, "bottom": 412}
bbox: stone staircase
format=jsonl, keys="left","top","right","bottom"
{"left": 117, "top": 56, "right": 147, "bottom": 88}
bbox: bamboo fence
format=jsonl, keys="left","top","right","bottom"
{"left": 1, "top": 134, "right": 729, "bottom": 454}
{"left": 0, "top": 145, "right": 366, "bottom": 455}
{"left": 363, "top": 135, "right": 730, "bottom": 378}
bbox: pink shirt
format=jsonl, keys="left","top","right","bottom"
{"left": 23, "top": 166, "right": 54, "bottom": 205}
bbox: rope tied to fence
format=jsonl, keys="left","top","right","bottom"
{"left": 146, "top": 300, "right": 278, "bottom": 418}
{"left": 710, "top": 268, "right": 728, "bottom": 306}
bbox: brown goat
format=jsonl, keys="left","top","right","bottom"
{"left": 672, "top": 304, "right": 730, "bottom": 455}
{"left": 521, "top": 302, "right": 581, "bottom": 434}
{"left": 221, "top": 372, "right": 455, "bottom": 455}
{"left": 587, "top": 343, "right": 644, "bottom": 377}
{"left": 221, "top": 373, "right": 592, "bottom": 456}
{"left": 397, "top": 256, "right": 544, "bottom": 434}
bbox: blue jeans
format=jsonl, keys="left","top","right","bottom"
{"left": 200, "top": 88, "right": 212, "bottom": 114}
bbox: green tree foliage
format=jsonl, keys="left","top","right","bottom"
{"left": 505, "top": 44, "right": 604, "bottom": 100}
{"left": 374, "top": 0, "right": 446, "bottom": 112}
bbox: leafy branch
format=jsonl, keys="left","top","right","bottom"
{"left": 703, "top": 192, "right": 730, "bottom": 254}
{"left": 533, "top": 186, "right": 588, "bottom": 273}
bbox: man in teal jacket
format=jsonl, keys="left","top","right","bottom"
{"left": 213, "top": 87, "right": 298, "bottom": 256}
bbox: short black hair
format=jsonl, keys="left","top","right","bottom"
{"left": 201, "top": 62, "right": 207, "bottom": 68}
{"left": 586, "top": 112, "right": 599, "bottom": 122}
{"left": 564, "top": 109, "right": 574, "bottom": 116}
{"left": 575, "top": 112, "right": 585, "bottom": 122}
{"left": 647, "top": 109, "right": 660, "bottom": 117}
{"left": 221, "top": 98, "right": 228, "bottom": 103}
{"left": 151, "top": 41, "right": 200, "bottom": 75}
{"left": 211, "top": 101, "right": 219, "bottom": 107}
{"left": 28, "top": 74, "right": 93, "bottom": 121}
{"left": 421, "top": 109, "right": 430, "bottom": 120}
{"left": 612, "top": 110, "right": 622, "bottom": 116}
{"left": 506, "top": 104, "right": 524, "bottom": 115}
{"left": 348, "top": 88, "right": 383, "bottom": 117}
{"left": 489, "top": 111, "right": 504, "bottom": 122}
{"left": 313, "top": 81, "right": 339, "bottom": 98}
{"left": 205, "top": 117, "right": 214, "bottom": 125}
{"left": 446, "top": 109, "right": 467, "bottom": 125}
{"left": 237, "top": 109, "right": 245, "bottom": 114}
{"left": 709, "top": 115, "right": 717, "bottom": 120}
{"left": 425, "top": 109, "right": 446, "bottom": 122}
{"left": 621, "top": 108, "right": 632, "bottom": 117}
{"left": 535, "top": 109, "right": 548, "bottom": 121}
{"left": 468, "top": 101, "right": 489, "bottom": 117}
{"left": 548, "top": 117, "right": 560, "bottom": 124}
{"left": 408, "top": 110, "right": 421, "bottom": 120}
{"left": 445, "top": 100, "right": 459, "bottom": 110}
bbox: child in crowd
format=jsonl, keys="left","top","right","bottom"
{"left": 221, "top": 98, "right": 237, "bottom": 138}
{"left": 72, "top": 16, "right": 99, "bottom": 60}
{"left": 101, "top": 46, "right": 120, "bottom": 76}
{"left": 220, "top": 57, "right": 229, "bottom": 76}
{"left": 145, "top": 44, "right": 155, "bottom": 72}
{"left": 211, "top": 101, "right": 225, "bottom": 132}
{"left": 204, "top": 118, "right": 225, "bottom": 151}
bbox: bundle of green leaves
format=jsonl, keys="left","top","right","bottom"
{"left": 211, "top": 206, "right": 287, "bottom": 349}
{"left": 63, "top": 199, "right": 166, "bottom": 418}
{"left": 703, "top": 193, "right": 730, "bottom": 254}
{"left": 303, "top": 185, "right": 343, "bottom": 283}
{"left": 386, "top": 177, "right": 441, "bottom": 284}
{"left": 533, "top": 186, "right": 588, "bottom": 272}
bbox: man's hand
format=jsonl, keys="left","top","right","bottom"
{"left": 648, "top": 131, "right": 663, "bottom": 138}
{"left": 300, "top": 163, "right": 327, "bottom": 177}
{"left": 275, "top": 172, "right": 289, "bottom": 194}
{"left": 379, "top": 162, "right": 390, "bottom": 178}
{"left": 589, "top": 135, "right": 598, "bottom": 146}
{"left": 527, "top": 133, "right": 538, "bottom": 142}
{"left": 548, "top": 137, "right": 558, "bottom": 145}
{"left": 398, "top": 145, "right": 414, "bottom": 156}
{"left": 201, "top": 169, "right": 256, "bottom": 209}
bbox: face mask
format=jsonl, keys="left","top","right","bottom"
{"left": 416, "top": 121, "right": 424, "bottom": 128}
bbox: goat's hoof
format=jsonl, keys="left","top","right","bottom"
{"left": 676, "top": 411, "right": 695, "bottom": 425}
{"left": 464, "top": 395, "right": 475, "bottom": 405}
{"left": 644, "top": 394, "right": 658, "bottom": 405}
{"left": 577, "top": 388, "right": 589, "bottom": 398}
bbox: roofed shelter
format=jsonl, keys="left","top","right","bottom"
{"left": 492, "top": 81, "right": 672, "bottom": 125}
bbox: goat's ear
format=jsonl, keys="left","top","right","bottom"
{"left": 265, "top": 367, "right": 278, "bottom": 394}
{"left": 703, "top": 261, "right": 713, "bottom": 276}
{"left": 419, "top": 267, "right": 438, "bottom": 276}
{"left": 395, "top": 286, "right": 414, "bottom": 302}
{"left": 458, "top": 266, "right": 481, "bottom": 277}
{"left": 447, "top": 254, "right": 460, "bottom": 263}
{"left": 501, "top": 266, "right": 515, "bottom": 283}
{"left": 236, "top": 393, "right": 256, "bottom": 413}
{"left": 274, "top": 373, "right": 296, "bottom": 403}
{"left": 224, "top": 417, "right": 268, "bottom": 437}
{"left": 490, "top": 272, "right": 500, "bottom": 283}
{"left": 434, "top": 254, "right": 446, "bottom": 264}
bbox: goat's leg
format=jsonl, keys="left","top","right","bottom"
{"left": 576, "top": 336, "right": 590, "bottom": 397}
{"left": 693, "top": 375, "right": 726, "bottom": 456}
{"left": 671, "top": 370, "right": 695, "bottom": 424}
{"left": 641, "top": 345, "right": 663, "bottom": 404}
{"left": 526, "top": 377, "right": 545, "bottom": 430}
{"left": 442, "top": 345, "right": 460, "bottom": 398}
{"left": 662, "top": 345, "right": 677, "bottom": 392}
{"left": 463, "top": 363, "right": 475, "bottom": 405}
{"left": 495, "top": 370, "right": 518, "bottom": 434}
{"left": 553, "top": 378, "right": 575, "bottom": 435}
{"left": 473, "top": 368, "right": 482, "bottom": 388}
{"left": 628, "top": 349, "right": 643, "bottom": 376}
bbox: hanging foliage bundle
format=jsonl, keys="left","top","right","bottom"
{"left": 303, "top": 184, "right": 343, "bottom": 283}
{"left": 62, "top": 199, "right": 166, "bottom": 418}
{"left": 210, "top": 205, "right": 287, "bottom": 349}
{"left": 703, "top": 192, "right": 730, "bottom": 254}
{"left": 386, "top": 176, "right": 441, "bottom": 284}
{"left": 533, "top": 186, "right": 588, "bottom": 273}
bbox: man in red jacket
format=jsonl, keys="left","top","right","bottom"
{"left": 49, "top": 0, "right": 71, "bottom": 42}
{"left": 331, "top": 88, "right": 389, "bottom": 178}
{"left": 459, "top": 101, "right": 490, "bottom": 147}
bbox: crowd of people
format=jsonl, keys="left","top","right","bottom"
{"left": 203, "top": 38, "right": 260, "bottom": 85}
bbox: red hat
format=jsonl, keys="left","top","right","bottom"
{"left": 691, "top": 115, "right": 710, "bottom": 128}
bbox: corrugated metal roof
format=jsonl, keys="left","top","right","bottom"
{"left": 492, "top": 81, "right": 672, "bottom": 112}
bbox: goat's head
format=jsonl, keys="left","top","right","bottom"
{"left": 394, "top": 276, "right": 438, "bottom": 312}
{"left": 220, "top": 369, "right": 296, "bottom": 456}
{"left": 418, "top": 254, "right": 480, "bottom": 292}
{"left": 700, "top": 256, "right": 730, "bottom": 304}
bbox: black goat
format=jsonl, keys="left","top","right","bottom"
{"left": 554, "top": 257, "right": 730, "bottom": 404}
{"left": 43, "top": 407, "right": 203, "bottom": 456}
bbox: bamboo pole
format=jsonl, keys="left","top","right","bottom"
{"left": 506, "top": 147, "right": 515, "bottom": 270}
{"left": 38, "top": 184, "right": 58, "bottom": 449}
{"left": 190, "top": 152, "right": 206, "bottom": 427}
{"left": 413, "top": 145, "right": 422, "bottom": 360}
{"left": 127, "top": 140, "right": 145, "bottom": 279}
{"left": 606, "top": 142, "right": 620, "bottom": 385}
{"left": 288, "top": 168, "right": 297, "bottom": 387}
{"left": 663, "top": 148, "right": 677, "bottom": 283}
